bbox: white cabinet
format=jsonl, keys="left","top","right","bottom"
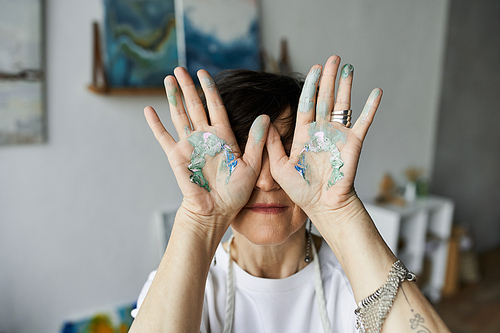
{"left": 365, "top": 195, "right": 454, "bottom": 302}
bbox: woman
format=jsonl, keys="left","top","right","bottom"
{"left": 130, "top": 56, "right": 450, "bottom": 333}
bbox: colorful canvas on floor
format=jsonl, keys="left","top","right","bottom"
{"left": 179, "top": 0, "right": 260, "bottom": 79}
{"left": 0, "top": 0, "right": 45, "bottom": 145}
{"left": 103, "top": 0, "right": 178, "bottom": 87}
{"left": 60, "top": 303, "right": 135, "bottom": 333}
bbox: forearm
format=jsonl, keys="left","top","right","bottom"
{"left": 308, "top": 196, "right": 449, "bottom": 332}
{"left": 129, "top": 208, "right": 228, "bottom": 333}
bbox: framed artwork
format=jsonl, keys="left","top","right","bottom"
{"left": 177, "top": 0, "right": 260, "bottom": 79}
{"left": 0, "top": 0, "right": 45, "bottom": 145}
{"left": 103, "top": 0, "right": 179, "bottom": 88}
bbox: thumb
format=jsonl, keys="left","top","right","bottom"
{"left": 242, "top": 115, "right": 270, "bottom": 172}
{"left": 265, "top": 123, "right": 289, "bottom": 173}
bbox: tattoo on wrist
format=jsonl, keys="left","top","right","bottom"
{"left": 401, "top": 284, "right": 431, "bottom": 333}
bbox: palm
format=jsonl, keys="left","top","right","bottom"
{"left": 145, "top": 68, "right": 269, "bottom": 223}
{"left": 274, "top": 122, "right": 363, "bottom": 211}
{"left": 267, "top": 56, "right": 382, "bottom": 215}
{"left": 167, "top": 128, "right": 258, "bottom": 216}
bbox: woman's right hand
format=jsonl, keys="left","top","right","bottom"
{"left": 144, "top": 67, "right": 269, "bottom": 235}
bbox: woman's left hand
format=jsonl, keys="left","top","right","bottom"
{"left": 266, "top": 55, "right": 382, "bottom": 219}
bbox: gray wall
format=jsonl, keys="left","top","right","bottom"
{"left": 0, "top": 0, "right": 449, "bottom": 332}
{"left": 432, "top": 0, "right": 500, "bottom": 253}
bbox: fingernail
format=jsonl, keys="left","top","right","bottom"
{"left": 341, "top": 64, "right": 354, "bottom": 78}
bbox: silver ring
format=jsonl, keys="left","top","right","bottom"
{"left": 331, "top": 115, "right": 352, "bottom": 126}
{"left": 331, "top": 115, "right": 352, "bottom": 120}
{"left": 332, "top": 109, "right": 352, "bottom": 116}
{"left": 332, "top": 119, "right": 351, "bottom": 127}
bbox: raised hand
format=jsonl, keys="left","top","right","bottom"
{"left": 266, "top": 55, "right": 383, "bottom": 217}
{"left": 145, "top": 67, "right": 270, "bottom": 230}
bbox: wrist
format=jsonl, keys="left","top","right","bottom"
{"left": 305, "top": 193, "right": 366, "bottom": 233}
{"left": 305, "top": 195, "right": 392, "bottom": 258}
{"left": 175, "top": 205, "right": 232, "bottom": 251}
{"left": 306, "top": 195, "right": 397, "bottom": 302}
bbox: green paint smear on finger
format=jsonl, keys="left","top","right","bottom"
{"left": 187, "top": 132, "right": 237, "bottom": 191}
{"left": 361, "top": 89, "right": 380, "bottom": 124}
{"left": 166, "top": 83, "right": 178, "bottom": 107}
{"left": 202, "top": 76, "right": 216, "bottom": 93}
{"left": 294, "top": 122, "right": 346, "bottom": 189}
{"left": 299, "top": 67, "right": 321, "bottom": 113}
{"left": 341, "top": 64, "right": 354, "bottom": 78}
{"left": 249, "top": 116, "right": 266, "bottom": 147}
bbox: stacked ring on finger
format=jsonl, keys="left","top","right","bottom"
{"left": 331, "top": 110, "right": 352, "bottom": 127}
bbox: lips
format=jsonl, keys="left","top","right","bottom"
{"left": 245, "top": 203, "right": 288, "bottom": 214}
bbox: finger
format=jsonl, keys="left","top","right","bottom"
{"left": 197, "top": 70, "right": 231, "bottom": 128}
{"left": 242, "top": 115, "right": 270, "bottom": 172}
{"left": 265, "top": 123, "right": 290, "bottom": 172}
{"left": 316, "top": 56, "right": 340, "bottom": 122}
{"left": 334, "top": 63, "right": 354, "bottom": 112}
{"left": 144, "top": 106, "right": 176, "bottom": 154}
{"left": 296, "top": 65, "right": 322, "bottom": 127}
{"left": 164, "top": 76, "right": 192, "bottom": 140}
{"left": 174, "top": 67, "right": 208, "bottom": 130}
{"left": 351, "top": 88, "right": 383, "bottom": 141}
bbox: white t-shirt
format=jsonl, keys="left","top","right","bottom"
{"left": 132, "top": 239, "right": 357, "bottom": 333}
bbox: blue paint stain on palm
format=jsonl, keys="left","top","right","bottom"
{"left": 295, "top": 123, "right": 346, "bottom": 189}
{"left": 295, "top": 150, "right": 310, "bottom": 186}
{"left": 187, "top": 132, "right": 238, "bottom": 191}
{"left": 224, "top": 149, "right": 237, "bottom": 180}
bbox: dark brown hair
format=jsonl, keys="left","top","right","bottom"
{"left": 204, "top": 69, "right": 305, "bottom": 146}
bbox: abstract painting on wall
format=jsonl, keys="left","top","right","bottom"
{"left": 178, "top": 0, "right": 260, "bottom": 79}
{"left": 103, "top": 0, "right": 178, "bottom": 87}
{"left": 0, "top": 0, "right": 45, "bottom": 145}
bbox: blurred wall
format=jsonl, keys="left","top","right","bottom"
{"left": 0, "top": 0, "right": 449, "bottom": 332}
{"left": 0, "top": 1, "right": 181, "bottom": 332}
{"left": 261, "top": 0, "right": 450, "bottom": 195}
{"left": 432, "top": 0, "right": 500, "bottom": 253}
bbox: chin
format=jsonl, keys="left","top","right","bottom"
{"left": 231, "top": 209, "right": 308, "bottom": 246}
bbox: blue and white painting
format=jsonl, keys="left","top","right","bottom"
{"left": 103, "top": 0, "right": 178, "bottom": 87}
{"left": 180, "top": 0, "right": 260, "bottom": 79}
{"left": 0, "top": 0, "right": 44, "bottom": 145}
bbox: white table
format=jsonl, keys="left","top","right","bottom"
{"left": 365, "top": 195, "right": 454, "bottom": 302}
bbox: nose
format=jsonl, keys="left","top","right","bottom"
{"left": 255, "top": 148, "right": 281, "bottom": 191}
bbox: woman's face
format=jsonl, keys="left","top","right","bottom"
{"left": 231, "top": 109, "right": 308, "bottom": 245}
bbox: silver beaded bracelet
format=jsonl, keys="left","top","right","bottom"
{"left": 355, "top": 260, "right": 417, "bottom": 333}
